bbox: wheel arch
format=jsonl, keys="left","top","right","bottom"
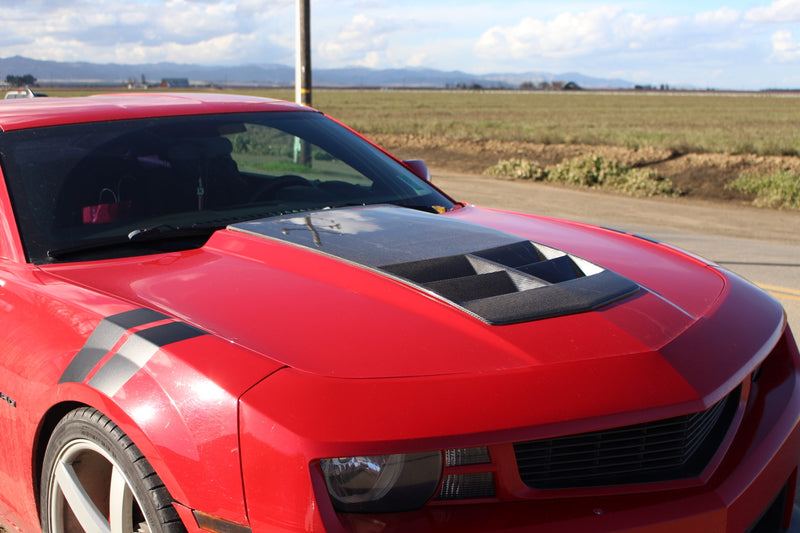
{"left": 37, "top": 404, "right": 191, "bottom": 533}
{"left": 34, "top": 326, "right": 282, "bottom": 529}
{"left": 33, "top": 396, "right": 190, "bottom": 526}
{"left": 31, "top": 400, "right": 198, "bottom": 528}
{"left": 35, "top": 355, "right": 254, "bottom": 529}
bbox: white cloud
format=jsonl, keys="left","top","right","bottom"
{"left": 474, "top": 7, "right": 686, "bottom": 60}
{"left": 406, "top": 51, "right": 429, "bottom": 67}
{"left": 318, "top": 14, "right": 393, "bottom": 67}
{"left": 695, "top": 7, "right": 741, "bottom": 26}
{"left": 471, "top": 4, "right": 763, "bottom": 72}
{"left": 359, "top": 51, "right": 383, "bottom": 68}
{"left": 2, "top": 0, "right": 800, "bottom": 89}
{"left": 0, "top": 0, "right": 294, "bottom": 64}
{"left": 770, "top": 29, "right": 800, "bottom": 61}
{"left": 746, "top": 0, "right": 800, "bottom": 23}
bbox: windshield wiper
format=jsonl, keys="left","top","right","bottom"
{"left": 126, "top": 223, "right": 219, "bottom": 241}
{"left": 46, "top": 224, "right": 222, "bottom": 261}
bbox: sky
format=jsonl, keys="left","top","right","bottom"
{"left": 2, "top": 0, "right": 800, "bottom": 89}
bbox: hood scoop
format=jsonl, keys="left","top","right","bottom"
{"left": 230, "top": 206, "right": 639, "bottom": 325}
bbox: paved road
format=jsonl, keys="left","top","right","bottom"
{"left": 434, "top": 171, "right": 800, "bottom": 336}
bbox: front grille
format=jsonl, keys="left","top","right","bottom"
{"left": 514, "top": 388, "right": 740, "bottom": 490}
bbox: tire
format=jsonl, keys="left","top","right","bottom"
{"left": 40, "top": 407, "right": 186, "bottom": 533}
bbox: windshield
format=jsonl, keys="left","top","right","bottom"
{"left": 0, "top": 111, "right": 456, "bottom": 263}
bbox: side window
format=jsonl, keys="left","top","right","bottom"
{"left": 227, "top": 124, "right": 372, "bottom": 187}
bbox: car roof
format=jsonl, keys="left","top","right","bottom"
{"left": 0, "top": 92, "right": 311, "bottom": 131}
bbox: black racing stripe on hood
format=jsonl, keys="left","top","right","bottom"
{"left": 230, "top": 206, "right": 640, "bottom": 325}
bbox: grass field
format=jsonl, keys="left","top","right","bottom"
{"left": 37, "top": 87, "right": 800, "bottom": 157}
{"left": 312, "top": 90, "right": 800, "bottom": 157}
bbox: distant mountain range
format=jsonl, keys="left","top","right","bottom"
{"left": 0, "top": 55, "right": 635, "bottom": 89}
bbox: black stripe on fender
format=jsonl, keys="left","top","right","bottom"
{"left": 59, "top": 308, "right": 169, "bottom": 384}
{"left": 87, "top": 322, "right": 207, "bottom": 397}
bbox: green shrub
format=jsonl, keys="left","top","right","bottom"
{"left": 728, "top": 169, "right": 800, "bottom": 209}
{"left": 485, "top": 155, "right": 680, "bottom": 197}
{"left": 547, "top": 155, "right": 626, "bottom": 187}
{"left": 610, "top": 167, "right": 678, "bottom": 197}
{"left": 485, "top": 159, "right": 548, "bottom": 180}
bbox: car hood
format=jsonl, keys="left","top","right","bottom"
{"left": 45, "top": 205, "right": 736, "bottom": 383}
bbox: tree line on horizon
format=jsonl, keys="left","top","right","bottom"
{"left": 4, "top": 74, "right": 38, "bottom": 87}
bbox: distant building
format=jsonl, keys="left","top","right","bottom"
{"left": 160, "top": 78, "right": 190, "bottom": 88}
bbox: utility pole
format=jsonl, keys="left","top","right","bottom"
{"left": 294, "top": 0, "right": 312, "bottom": 166}
{"left": 296, "top": 0, "right": 311, "bottom": 107}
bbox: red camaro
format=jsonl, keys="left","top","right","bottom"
{"left": 0, "top": 93, "right": 797, "bottom": 533}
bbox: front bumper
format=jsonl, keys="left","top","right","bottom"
{"left": 233, "top": 327, "right": 800, "bottom": 533}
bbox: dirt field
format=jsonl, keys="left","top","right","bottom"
{"left": 370, "top": 133, "right": 800, "bottom": 203}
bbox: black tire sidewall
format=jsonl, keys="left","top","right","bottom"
{"left": 40, "top": 407, "right": 170, "bottom": 533}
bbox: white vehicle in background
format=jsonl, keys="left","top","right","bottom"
{"left": 3, "top": 87, "right": 47, "bottom": 99}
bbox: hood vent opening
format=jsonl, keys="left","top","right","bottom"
{"left": 380, "top": 241, "right": 640, "bottom": 325}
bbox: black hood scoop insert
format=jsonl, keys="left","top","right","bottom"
{"left": 230, "top": 206, "right": 640, "bottom": 325}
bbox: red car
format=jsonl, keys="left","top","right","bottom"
{"left": 0, "top": 93, "right": 797, "bottom": 533}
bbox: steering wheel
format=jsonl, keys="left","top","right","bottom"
{"left": 254, "top": 174, "right": 314, "bottom": 202}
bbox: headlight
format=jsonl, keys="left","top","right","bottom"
{"left": 320, "top": 451, "right": 443, "bottom": 513}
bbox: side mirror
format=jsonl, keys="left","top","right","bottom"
{"left": 403, "top": 159, "right": 431, "bottom": 182}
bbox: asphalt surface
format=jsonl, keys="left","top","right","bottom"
{"left": 434, "top": 171, "right": 800, "bottom": 336}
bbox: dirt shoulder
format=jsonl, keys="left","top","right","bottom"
{"left": 370, "top": 133, "right": 800, "bottom": 203}
{"left": 429, "top": 171, "right": 800, "bottom": 246}
{"left": 364, "top": 133, "right": 800, "bottom": 245}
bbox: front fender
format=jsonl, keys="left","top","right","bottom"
{"left": 47, "top": 324, "right": 283, "bottom": 527}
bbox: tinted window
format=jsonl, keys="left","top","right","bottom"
{"left": 0, "top": 111, "right": 455, "bottom": 263}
